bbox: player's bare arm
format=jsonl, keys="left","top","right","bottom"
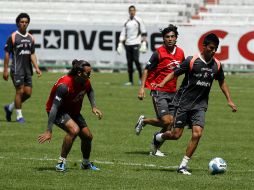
{"left": 3, "top": 51, "right": 10, "bottom": 81}
{"left": 31, "top": 53, "right": 42, "bottom": 77}
{"left": 138, "top": 69, "right": 148, "bottom": 100}
{"left": 219, "top": 80, "right": 237, "bottom": 112}
{"left": 152, "top": 72, "right": 175, "bottom": 88}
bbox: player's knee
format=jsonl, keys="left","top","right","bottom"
{"left": 161, "top": 118, "right": 173, "bottom": 128}
{"left": 192, "top": 131, "right": 202, "bottom": 139}
{"left": 69, "top": 127, "right": 80, "bottom": 137}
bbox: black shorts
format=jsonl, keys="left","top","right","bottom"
{"left": 174, "top": 108, "right": 205, "bottom": 128}
{"left": 151, "top": 90, "right": 176, "bottom": 118}
{"left": 54, "top": 112, "right": 88, "bottom": 129}
{"left": 11, "top": 74, "right": 32, "bottom": 87}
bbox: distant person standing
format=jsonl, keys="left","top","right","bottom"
{"left": 3, "top": 13, "right": 42, "bottom": 123}
{"left": 117, "top": 5, "right": 147, "bottom": 86}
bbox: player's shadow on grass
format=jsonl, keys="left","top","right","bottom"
{"left": 124, "top": 151, "right": 150, "bottom": 155}
{"left": 36, "top": 166, "right": 57, "bottom": 171}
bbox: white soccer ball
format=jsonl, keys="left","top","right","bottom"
{"left": 208, "top": 157, "right": 227, "bottom": 175}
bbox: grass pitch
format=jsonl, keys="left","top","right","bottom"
{"left": 0, "top": 72, "right": 253, "bottom": 190}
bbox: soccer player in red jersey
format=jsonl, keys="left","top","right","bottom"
{"left": 135, "top": 25, "right": 185, "bottom": 156}
{"left": 38, "top": 60, "right": 103, "bottom": 172}
{"left": 152, "top": 33, "right": 237, "bottom": 175}
{"left": 3, "top": 13, "right": 42, "bottom": 123}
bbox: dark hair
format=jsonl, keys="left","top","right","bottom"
{"left": 68, "top": 59, "right": 91, "bottom": 76}
{"left": 203, "top": 33, "right": 219, "bottom": 47}
{"left": 129, "top": 5, "right": 136, "bottom": 11}
{"left": 16, "top": 13, "right": 30, "bottom": 26}
{"left": 160, "top": 24, "right": 178, "bottom": 38}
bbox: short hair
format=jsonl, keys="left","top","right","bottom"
{"left": 68, "top": 59, "right": 91, "bottom": 76}
{"left": 16, "top": 13, "right": 30, "bottom": 26}
{"left": 129, "top": 5, "right": 136, "bottom": 11}
{"left": 160, "top": 24, "right": 179, "bottom": 38}
{"left": 203, "top": 33, "right": 219, "bottom": 47}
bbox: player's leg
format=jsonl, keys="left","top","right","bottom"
{"left": 125, "top": 45, "right": 134, "bottom": 85}
{"left": 55, "top": 114, "right": 80, "bottom": 172}
{"left": 22, "top": 74, "right": 33, "bottom": 103}
{"left": 135, "top": 91, "right": 172, "bottom": 135}
{"left": 151, "top": 108, "right": 186, "bottom": 155}
{"left": 133, "top": 44, "right": 142, "bottom": 83}
{"left": 75, "top": 114, "right": 100, "bottom": 171}
{"left": 178, "top": 110, "right": 205, "bottom": 175}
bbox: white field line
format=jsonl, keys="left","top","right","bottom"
{"left": 0, "top": 156, "right": 178, "bottom": 169}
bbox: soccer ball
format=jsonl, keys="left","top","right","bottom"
{"left": 208, "top": 157, "right": 227, "bottom": 175}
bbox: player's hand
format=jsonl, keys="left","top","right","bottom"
{"left": 139, "top": 41, "right": 148, "bottom": 53}
{"left": 117, "top": 42, "right": 124, "bottom": 55}
{"left": 38, "top": 130, "right": 52, "bottom": 144}
{"left": 92, "top": 107, "right": 103, "bottom": 120}
{"left": 36, "top": 68, "right": 42, "bottom": 78}
{"left": 138, "top": 87, "right": 145, "bottom": 100}
{"left": 3, "top": 69, "right": 9, "bottom": 81}
{"left": 151, "top": 82, "right": 164, "bottom": 88}
{"left": 228, "top": 100, "right": 237, "bottom": 112}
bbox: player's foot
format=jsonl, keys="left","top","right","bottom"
{"left": 149, "top": 149, "right": 165, "bottom": 157}
{"left": 124, "top": 82, "right": 133, "bottom": 86}
{"left": 81, "top": 162, "right": 100, "bottom": 171}
{"left": 16, "top": 117, "right": 25, "bottom": 123}
{"left": 177, "top": 167, "right": 191, "bottom": 175}
{"left": 135, "top": 115, "right": 145, "bottom": 135}
{"left": 151, "top": 132, "right": 163, "bottom": 155}
{"left": 56, "top": 162, "right": 66, "bottom": 172}
{"left": 4, "top": 105, "right": 12, "bottom": 122}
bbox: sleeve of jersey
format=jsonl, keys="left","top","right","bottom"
{"left": 215, "top": 64, "right": 225, "bottom": 81}
{"left": 87, "top": 87, "right": 96, "bottom": 108}
{"left": 174, "top": 56, "right": 191, "bottom": 76}
{"left": 4, "top": 36, "right": 13, "bottom": 53}
{"left": 119, "top": 24, "right": 126, "bottom": 42}
{"left": 145, "top": 51, "right": 159, "bottom": 70}
{"left": 139, "top": 18, "right": 147, "bottom": 37}
{"left": 47, "top": 84, "right": 68, "bottom": 132}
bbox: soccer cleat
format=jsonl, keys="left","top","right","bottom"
{"left": 135, "top": 115, "right": 145, "bottom": 135}
{"left": 124, "top": 82, "right": 133, "bottom": 86}
{"left": 16, "top": 117, "right": 25, "bottom": 123}
{"left": 56, "top": 162, "right": 66, "bottom": 172}
{"left": 151, "top": 132, "right": 163, "bottom": 155}
{"left": 81, "top": 162, "right": 100, "bottom": 171}
{"left": 4, "top": 105, "right": 12, "bottom": 122}
{"left": 177, "top": 167, "right": 191, "bottom": 175}
{"left": 149, "top": 149, "right": 165, "bottom": 157}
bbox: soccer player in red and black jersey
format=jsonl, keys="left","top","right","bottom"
{"left": 3, "top": 13, "right": 42, "bottom": 123}
{"left": 153, "top": 33, "right": 237, "bottom": 175}
{"left": 135, "top": 25, "right": 185, "bottom": 156}
{"left": 38, "top": 60, "right": 103, "bottom": 172}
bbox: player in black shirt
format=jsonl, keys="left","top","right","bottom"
{"left": 152, "top": 33, "right": 237, "bottom": 175}
{"left": 3, "top": 13, "right": 42, "bottom": 123}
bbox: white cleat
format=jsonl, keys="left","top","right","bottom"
{"left": 177, "top": 167, "right": 191, "bottom": 175}
{"left": 135, "top": 115, "right": 145, "bottom": 135}
{"left": 149, "top": 149, "right": 165, "bottom": 157}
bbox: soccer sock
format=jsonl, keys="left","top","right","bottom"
{"left": 155, "top": 133, "right": 164, "bottom": 142}
{"left": 58, "top": 156, "right": 66, "bottom": 164}
{"left": 8, "top": 102, "right": 15, "bottom": 112}
{"left": 16, "top": 109, "right": 23, "bottom": 119}
{"left": 179, "top": 155, "right": 190, "bottom": 169}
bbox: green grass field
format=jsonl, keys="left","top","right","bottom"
{"left": 0, "top": 72, "right": 253, "bottom": 190}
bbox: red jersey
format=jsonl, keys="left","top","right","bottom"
{"left": 145, "top": 45, "right": 185, "bottom": 93}
{"left": 46, "top": 75, "right": 92, "bottom": 115}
